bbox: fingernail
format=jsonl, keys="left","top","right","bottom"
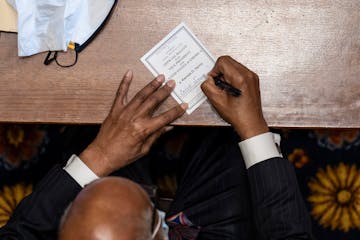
{"left": 164, "top": 126, "right": 174, "bottom": 132}
{"left": 156, "top": 75, "right": 165, "bottom": 83}
{"left": 167, "top": 80, "right": 176, "bottom": 88}
{"left": 180, "top": 103, "right": 188, "bottom": 110}
{"left": 125, "top": 70, "right": 133, "bottom": 78}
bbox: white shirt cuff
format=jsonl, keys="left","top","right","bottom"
{"left": 239, "top": 132, "right": 282, "bottom": 169}
{"left": 63, "top": 154, "right": 100, "bottom": 188}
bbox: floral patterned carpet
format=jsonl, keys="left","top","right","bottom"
{"left": 0, "top": 124, "right": 359, "bottom": 239}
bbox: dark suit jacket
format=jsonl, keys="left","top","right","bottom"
{"left": 0, "top": 157, "right": 312, "bottom": 240}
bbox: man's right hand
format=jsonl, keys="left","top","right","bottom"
{"left": 201, "top": 56, "right": 269, "bottom": 140}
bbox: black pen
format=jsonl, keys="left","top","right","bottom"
{"left": 213, "top": 74, "right": 241, "bottom": 97}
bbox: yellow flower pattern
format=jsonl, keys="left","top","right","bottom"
{"left": 0, "top": 125, "right": 46, "bottom": 167}
{"left": 288, "top": 148, "right": 310, "bottom": 168}
{"left": 308, "top": 163, "right": 360, "bottom": 232}
{"left": 0, "top": 183, "right": 32, "bottom": 227}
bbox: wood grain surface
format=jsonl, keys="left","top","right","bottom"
{"left": 0, "top": 0, "right": 359, "bottom": 127}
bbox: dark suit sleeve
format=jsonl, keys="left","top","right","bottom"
{"left": 247, "top": 157, "right": 312, "bottom": 240}
{"left": 0, "top": 165, "right": 82, "bottom": 240}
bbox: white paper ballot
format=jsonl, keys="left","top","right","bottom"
{"left": 141, "top": 22, "right": 215, "bottom": 114}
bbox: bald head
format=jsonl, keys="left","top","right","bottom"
{"left": 59, "top": 177, "right": 153, "bottom": 240}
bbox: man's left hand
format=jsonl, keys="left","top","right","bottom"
{"left": 80, "top": 70, "right": 187, "bottom": 177}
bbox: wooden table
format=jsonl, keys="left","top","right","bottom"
{"left": 0, "top": 0, "right": 359, "bottom": 127}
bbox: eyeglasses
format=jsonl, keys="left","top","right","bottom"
{"left": 142, "top": 185, "right": 161, "bottom": 239}
{"left": 151, "top": 207, "right": 162, "bottom": 239}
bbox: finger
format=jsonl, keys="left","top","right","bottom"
{"left": 208, "top": 56, "right": 250, "bottom": 88}
{"left": 127, "top": 75, "right": 165, "bottom": 112}
{"left": 140, "top": 126, "right": 170, "bottom": 155}
{"left": 148, "top": 104, "right": 187, "bottom": 134}
{"left": 201, "top": 76, "right": 229, "bottom": 109}
{"left": 136, "top": 80, "right": 176, "bottom": 116}
{"left": 109, "top": 70, "right": 133, "bottom": 117}
{"left": 208, "top": 55, "right": 238, "bottom": 77}
{"left": 201, "top": 76, "right": 227, "bottom": 98}
{"left": 254, "top": 72, "right": 260, "bottom": 91}
{"left": 119, "top": 70, "right": 133, "bottom": 105}
{"left": 211, "top": 55, "right": 252, "bottom": 76}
